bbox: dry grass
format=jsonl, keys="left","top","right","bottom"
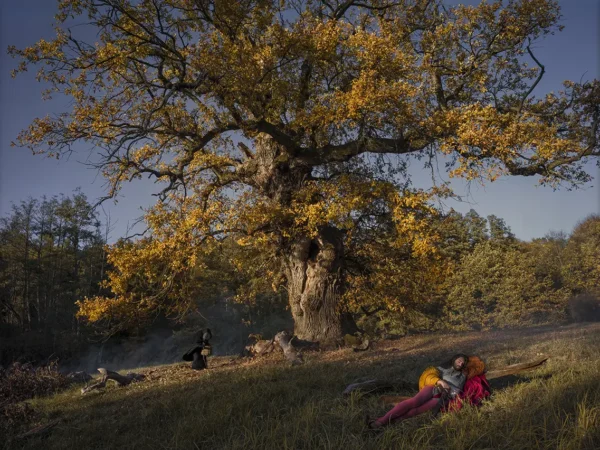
{"left": 4, "top": 323, "right": 600, "bottom": 450}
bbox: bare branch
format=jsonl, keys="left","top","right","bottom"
{"left": 517, "top": 42, "right": 546, "bottom": 115}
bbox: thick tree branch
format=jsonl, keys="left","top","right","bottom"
{"left": 296, "top": 135, "right": 428, "bottom": 165}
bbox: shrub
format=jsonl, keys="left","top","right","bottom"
{"left": 567, "top": 292, "right": 600, "bottom": 322}
{"left": 0, "top": 361, "right": 70, "bottom": 405}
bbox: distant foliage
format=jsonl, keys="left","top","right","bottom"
{"left": 528, "top": 231, "right": 568, "bottom": 290}
{"left": 445, "top": 241, "right": 568, "bottom": 330}
{"left": 562, "top": 215, "right": 600, "bottom": 295}
{"left": 0, "top": 193, "right": 108, "bottom": 365}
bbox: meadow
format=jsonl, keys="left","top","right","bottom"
{"left": 5, "top": 322, "right": 600, "bottom": 450}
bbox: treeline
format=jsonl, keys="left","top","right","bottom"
{"left": 0, "top": 192, "right": 108, "bottom": 365}
{"left": 1, "top": 192, "right": 599, "bottom": 366}
{"left": 174, "top": 208, "right": 600, "bottom": 337}
{"left": 365, "top": 210, "right": 600, "bottom": 335}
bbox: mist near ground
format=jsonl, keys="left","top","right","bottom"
{"left": 68, "top": 300, "right": 293, "bottom": 374}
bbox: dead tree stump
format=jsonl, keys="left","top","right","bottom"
{"left": 81, "top": 368, "right": 145, "bottom": 394}
{"left": 274, "top": 331, "right": 303, "bottom": 366}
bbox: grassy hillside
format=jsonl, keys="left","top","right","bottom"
{"left": 5, "top": 323, "right": 600, "bottom": 450}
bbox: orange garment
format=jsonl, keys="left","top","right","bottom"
{"left": 418, "top": 366, "right": 441, "bottom": 390}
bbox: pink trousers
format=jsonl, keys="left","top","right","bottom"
{"left": 375, "top": 385, "right": 440, "bottom": 425}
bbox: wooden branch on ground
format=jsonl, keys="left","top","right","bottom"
{"left": 15, "top": 419, "right": 60, "bottom": 440}
{"left": 81, "top": 368, "right": 145, "bottom": 394}
{"left": 81, "top": 377, "right": 107, "bottom": 394}
{"left": 98, "top": 368, "right": 146, "bottom": 385}
{"left": 244, "top": 331, "right": 314, "bottom": 364}
{"left": 244, "top": 337, "right": 276, "bottom": 356}
{"left": 485, "top": 357, "right": 548, "bottom": 380}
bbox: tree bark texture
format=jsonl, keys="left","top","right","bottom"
{"left": 285, "top": 227, "right": 344, "bottom": 343}
{"left": 248, "top": 135, "right": 346, "bottom": 343}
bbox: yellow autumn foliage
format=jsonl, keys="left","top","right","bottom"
{"left": 9, "top": 0, "right": 599, "bottom": 332}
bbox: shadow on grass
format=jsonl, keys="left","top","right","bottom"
{"left": 6, "top": 323, "right": 599, "bottom": 450}
{"left": 488, "top": 373, "right": 553, "bottom": 391}
{"left": 372, "top": 323, "right": 597, "bottom": 363}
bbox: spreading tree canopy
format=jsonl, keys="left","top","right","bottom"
{"left": 11, "top": 0, "right": 600, "bottom": 341}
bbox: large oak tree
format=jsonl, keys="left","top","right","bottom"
{"left": 11, "top": 0, "right": 599, "bottom": 342}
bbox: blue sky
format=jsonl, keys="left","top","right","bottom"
{"left": 0, "top": 1, "right": 598, "bottom": 242}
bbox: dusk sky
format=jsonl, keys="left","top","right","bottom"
{"left": 1, "top": 1, "right": 598, "bottom": 242}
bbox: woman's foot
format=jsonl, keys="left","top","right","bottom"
{"left": 365, "top": 415, "right": 383, "bottom": 431}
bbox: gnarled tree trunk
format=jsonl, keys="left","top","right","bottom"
{"left": 247, "top": 135, "right": 347, "bottom": 343}
{"left": 285, "top": 226, "right": 344, "bottom": 343}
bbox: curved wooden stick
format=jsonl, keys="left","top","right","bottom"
{"left": 16, "top": 419, "right": 60, "bottom": 440}
{"left": 485, "top": 357, "right": 548, "bottom": 380}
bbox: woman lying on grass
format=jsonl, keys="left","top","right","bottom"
{"left": 367, "top": 353, "right": 489, "bottom": 430}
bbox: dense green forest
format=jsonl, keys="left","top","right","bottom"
{"left": 1, "top": 192, "right": 598, "bottom": 368}
{"left": 0, "top": 193, "right": 108, "bottom": 365}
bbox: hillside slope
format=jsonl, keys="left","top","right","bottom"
{"left": 6, "top": 323, "right": 600, "bottom": 450}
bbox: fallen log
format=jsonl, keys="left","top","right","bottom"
{"left": 81, "top": 368, "right": 145, "bottom": 394}
{"left": 98, "top": 368, "right": 145, "bottom": 385}
{"left": 81, "top": 378, "right": 107, "bottom": 394}
{"left": 485, "top": 357, "right": 548, "bottom": 380}
{"left": 274, "top": 331, "right": 303, "bottom": 366}
{"left": 244, "top": 338, "right": 276, "bottom": 356}
{"left": 376, "top": 357, "right": 549, "bottom": 406}
{"left": 290, "top": 338, "right": 320, "bottom": 352}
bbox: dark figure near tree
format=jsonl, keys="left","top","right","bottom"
{"left": 182, "top": 328, "right": 212, "bottom": 370}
